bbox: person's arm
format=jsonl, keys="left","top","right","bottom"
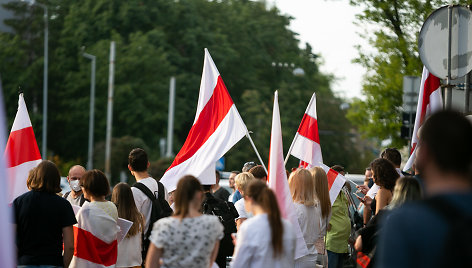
{"left": 354, "top": 235, "right": 363, "bottom": 251}
{"left": 62, "top": 226, "right": 74, "bottom": 268}
{"left": 236, "top": 218, "right": 246, "bottom": 231}
{"left": 375, "top": 189, "right": 390, "bottom": 214}
{"left": 362, "top": 196, "right": 372, "bottom": 225}
{"left": 146, "top": 243, "right": 163, "bottom": 268}
{"left": 209, "top": 241, "right": 220, "bottom": 268}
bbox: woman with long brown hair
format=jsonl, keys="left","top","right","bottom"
{"left": 231, "top": 180, "right": 296, "bottom": 267}
{"left": 145, "top": 175, "right": 223, "bottom": 268}
{"left": 289, "top": 168, "right": 322, "bottom": 268}
{"left": 112, "top": 182, "right": 144, "bottom": 268}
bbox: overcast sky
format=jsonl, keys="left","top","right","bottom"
{"left": 273, "top": 0, "right": 370, "bottom": 99}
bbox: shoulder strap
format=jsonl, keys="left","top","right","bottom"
{"left": 157, "top": 181, "right": 165, "bottom": 200}
{"left": 133, "top": 182, "right": 157, "bottom": 201}
{"left": 63, "top": 191, "right": 70, "bottom": 199}
{"left": 79, "top": 194, "right": 87, "bottom": 206}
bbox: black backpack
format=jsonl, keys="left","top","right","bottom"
{"left": 424, "top": 196, "right": 472, "bottom": 268}
{"left": 132, "top": 181, "right": 173, "bottom": 262}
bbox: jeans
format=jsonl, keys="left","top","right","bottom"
{"left": 327, "top": 250, "right": 344, "bottom": 268}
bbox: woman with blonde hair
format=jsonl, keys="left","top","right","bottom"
{"left": 289, "top": 168, "right": 322, "bottom": 267}
{"left": 233, "top": 172, "right": 255, "bottom": 229}
{"left": 146, "top": 175, "right": 224, "bottom": 268}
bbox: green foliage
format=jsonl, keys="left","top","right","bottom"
{"left": 1, "top": 0, "right": 368, "bottom": 178}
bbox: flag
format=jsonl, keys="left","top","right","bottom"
{"left": 0, "top": 77, "right": 15, "bottom": 267}
{"left": 404, "top": 67, "right": 443, "bottom": 171}
{"left": 267, "top": 91, "right": 309, "bottom": 260}
{"left": 161, "top": 49, "right": 247, "bottom": 191}
{"left": 317, "top": 163, "right": 347, "bottom": 206}
{"left": 287, "top": 93, "right": 322, "bottom": 166}
{"left": 4, "top": 93, "right": 41, "bottom": 203}
{"left": 70, "top": 202, "right": 119, "bottom": 268}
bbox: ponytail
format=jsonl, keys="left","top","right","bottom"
{"left": 246, "top": 180, "right": 284, "bottom": 257}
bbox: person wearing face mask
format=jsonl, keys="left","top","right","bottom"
{"left": 63, "top": 165, "right": 88, "bottom": 206}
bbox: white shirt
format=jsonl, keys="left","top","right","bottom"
{"left": 131, "top": 177, "right": 168, "bottom": 232}
{"left": 293, "top": 203, "right": 321, "bottom": 255}
{"left": 234, "top": 198, "right": 252, "bottom": 220}
{"left": 116, "top": 232, "right": 142, "bottom": 267}
{"left": 366, "top": 183, "right": 380, "bottom": 198}
{"left": 231, "top": 214, "right": 296, "bottom": 268}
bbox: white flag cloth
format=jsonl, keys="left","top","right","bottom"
{"left": 161, "top": 49, "right": 247, "bottom": 192}
{"left": 0, "top": 79, "right": 16, "bottom": 267}
{"left": 404, "top": 67, "right": 443, "bottom": 171}
{"left": 317, "top": 163, "right": 347, "bottom": 206}
{"left": 4, "top": 93, "right": 41, "bottom": 203}
{"left": 267, "top": 91, "right": 309, "bottom": 260}
{"left": 287, "top": 93, "right": 322, "bottom": 166}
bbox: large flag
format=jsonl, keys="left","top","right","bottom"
{"left": 286, "top": 92, "right": 322, "bottom": 166}
{"left": 70, "top": 202, "right": 119, "bottom": 268}
{"left": 4, "top": 93, "right": 41, "bottom": 203}
{"left": 267, "top": 91, "right": 309, "bottom": 260}
{"left": 404, "top": 67, "right": 443, "bottom": 171}
{"left": 161, "top": 49, "right": 247, "bottom": 191}
{"left": 0, "top": 77, "right": 15, "bottom": 267}
{"left": 318, "top": 163, "right": 347, "bottom": 206}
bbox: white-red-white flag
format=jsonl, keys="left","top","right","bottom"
{"left": 404, "top": 67, "right": 443, "bottom": 171}
{"left": 4, "top": 93, "right": 41, "bottom": 203}
{"left": 268, "top": 91, "right": 309, "bottom": 260}
{"left": 70, "top": 202, "right": 119, "bottom": 268}
{"left": 317, "top": 163, "right": 346, "bottom": 206}
{"left": 160, "top": 49, "right": 247, "bottom": 191}
{"left": 287, "top": 93, "right": 322, "bottom": 167}
{"left": 0, "top": 80, "right": 16, "bottom": 267}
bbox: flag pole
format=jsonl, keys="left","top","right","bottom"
{"left": 284, "top": 92, "right": 316, "bottom": 166}
{"left": 246, "top": 132, "right": 268, "bottom": 174}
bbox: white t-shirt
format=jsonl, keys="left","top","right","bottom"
{"left": 131, "top": 177, "right": 168, "bottom": 232}
{"left": 116, "top": 231, "right": 142, "bottom": 267}
{"left": 231, "top": 213, "right": 296, "bottom": 268}
{"left": 293, "top": 203, "right": 321, "bottom": 255}
{"left": 234, "top": 198, "right": 252, "bottom": 220}
{"left": 150, "top": 215, "right": 224, "bottom": 268}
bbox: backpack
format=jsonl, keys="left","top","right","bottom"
{"left": 132, "top": 181, "right": 173, "bottom": 263}
{"left": 424, "top": 196, "right": 472, "bottom": 268}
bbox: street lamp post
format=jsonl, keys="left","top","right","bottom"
{"left": 82, "top": 52, "right": 96, "bottom": 170}
{"left": 22, "top": 0, "right": 48, "bottom": 159}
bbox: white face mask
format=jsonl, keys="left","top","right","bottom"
{"left": 70, "top": 180, "right": 81, "bottom": 192}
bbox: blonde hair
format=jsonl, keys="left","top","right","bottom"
{"left": 389, "top": 176, "right": 422, "bottom": 208}
{"left": 289, "top": 169, "right": 316, "bottom": 206}
{"left": 235, "top": 172, "right": 255, "bottom": 194}
{"left": 310, "top": 167, "right": 331, "bottom": 218}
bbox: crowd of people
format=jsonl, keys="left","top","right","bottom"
{"left": 11, "top": 110, "right": 472, "bottom": 268}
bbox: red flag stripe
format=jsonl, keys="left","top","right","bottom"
{"left": 420, "top": 73, "right": 440, "bottom": 126}
{"left": 5, "top": 127, "right": 41, "bottom": 168}
{"left": 73, "top": 226, "right": 117, "bottom": 266}
{"left": 327, "top": 169, "right": 338, "bottom": 190}
{"left": 297, "top": 113, "right": 320, "bottom": 144}
{"left": 167, "top": 76, "right": 234, "bottom": 170}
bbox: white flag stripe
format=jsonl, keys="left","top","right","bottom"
{"left": 7, "top": 159, "right": 42, "bottom": 203}
{"left": 305, "top": 93, "right": 318, "bottom": 119}
{"left": 10, "top": 95, "right": 33, "bottom": 132}
{"left": 194, "top": 48, "right": 220, "bottom": 124}
{"left": 290, "top": 134, "right": 323, "bottom": 166}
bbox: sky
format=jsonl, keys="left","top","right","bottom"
{"left": 273, "top": 0, "right": 370, "bottom": 99}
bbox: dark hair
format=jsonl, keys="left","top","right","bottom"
{"left": 331, "top": 165, "right": 345, "bottom": 174}
{"left": 215, "top": 170, "right": 220, "bottom": 181}
{"left": 370, "top": 158, "right": 399, "bottom": 191}
{"left": 420, "top": 111, "right": 472, "bottom": 179}
{"left": 112, "top": 183, "right": 144, "bottom": 237}
{"left": 174, "top": 175, "right": 203, "bottom": 220}
{"left": 80, "top": 169, "right": 110, "bottom": 197}
{"left": 202, "top": 185, "right": 212, "bottom": 192}
{"left": 128, "top": 148, "right": 148, "bottom": 172}
{"left": 248, "top": 165, "right": 267, "bottom": 180}
{"left": 366, "top": 167, "right": 371, "bottom": 171}
{"left": 246, "top": 180, "right": 284, "bottom": 257}
{"left": 242, "top": 161, "right": 256, "bottom": 172}
{"left": 380, "top": 148, "right": 402, "bottom": 167}
{"left": 27, "top": 160, "right": 61, "bottom": 193}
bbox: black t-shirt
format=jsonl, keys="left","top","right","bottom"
{"left": 13, "top": 190, "right": 77, "bottom": 266}
{"left": 213, "top": 187, "right": 230, "bottom": 201}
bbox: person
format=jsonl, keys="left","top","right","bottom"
{"left": 289, "top": 168, "right": 321, "bottom": 268}
{"left": 377, "top": 111, "right": 472, "bottom": 268}
{"left": 364, "top": 167, "right": 373, "bottom": 188}
{"left": 202, "top": 184, "right": 239, "bottom": 268}
{"left": 146, "top": 175, "right": 224, "bottom": 268}
{"left": 112, "top": 182, "right": 145, "bottom": 268}
{"left": 231, "top": 180, "right": 296, "bottom": 267}
{"left": 233, "top": 172, "right": 255, "bottom": 230}
{"left": 14, "top": 161, "right": 76, "bottom": 267}
{"left": 63, "top": 165, "right": 87, "bottom": 206}
{"left": 380, "top": 147, "right": 407, "bottom": 176}
{"left": 228, "top": 171, "right": 240, "bottom": 202}
{"left": 360, "top": 158, "right": 399, "bottom": 223}
{"left": 325, "top": 164, "right": 351, "bottom": 268}
{"left": 70, "top": 169, "right": 119, "bottom": 267}
{"left": 248, "top": 165, "right": 267, "bottom": 181}
{"left": 311, "top": 166, "right": 332, "bottom": 262}
{"left": 128, "top": 148, "right": 172, "bottom": 261}
{"left": 242, "top": 161, "right": 257, "bottom": 172}
{"left": 212, "top": 170, "right": 230, "bottom": 201}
